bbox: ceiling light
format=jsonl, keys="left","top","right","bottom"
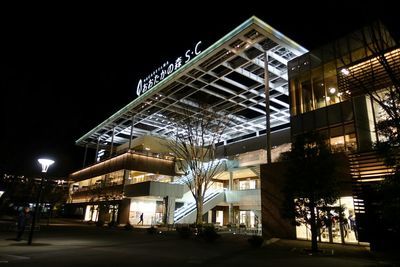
{"left": 341, "top": 68, "right": 350, "bottom": 75}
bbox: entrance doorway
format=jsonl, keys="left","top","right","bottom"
{"left": 239, "top": 210, "right": 255, "bottom": 228}
{"left": 295, "top": 196, "right": 358, "bottom": 244}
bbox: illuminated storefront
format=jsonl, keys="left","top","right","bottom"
{"left": 295, "top": 197, "right": 358, "bottom": 244}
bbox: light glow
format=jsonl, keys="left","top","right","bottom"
{"left": 341, "top": 68, "right": 350, "bottom": 75}
{"left": 358, "top": 178, "right": 385, "bottom": 182}
{"left": 38, "top": 158, "right": 55, "bottom": 173}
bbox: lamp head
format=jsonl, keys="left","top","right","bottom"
{"left": 38, "top": 158, "right": 55, "bottom": 173}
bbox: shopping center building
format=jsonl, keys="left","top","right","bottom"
{"left": 67, "top": 16, "right": 399, "bottom": 245}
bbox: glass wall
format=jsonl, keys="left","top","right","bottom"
{"left": 84, "top": 205, "right": 99, "bottom": 221}
{"left": 328, "top": 124, "right": 356, "bottom": 153}
{"left": 288, "top": 28, "right": 381, "bottom": 117}
{"left": 233, "top": 178, "right": 260, "bottom": 190}
{"left": 126, "top": 171, "right": 173, "bottom": 185}
{"left": 312, "top": 67, "right": 325, "bottom": 109}
{"left": 216, "top": 210, "right": 224, "bottom": 226}
{"left": 129, "top": 199, "right": 157, "bottom": 225}
{"left": 239, "top": 180, "right": 256, "bottom": 190}
{"left": 295, "top": 196, "right": 358, "bottom": 244}
{"left": 72, "top": 170, "right": 125, "bottom": 193}
{"left": 291, "top": 99, "right": 358, "bottom": 153}
{"left": 239, "top": 210, "right": 256, "bottom": 228}
{"left": 290, "top": 58, "right": 341, "bottom": 116}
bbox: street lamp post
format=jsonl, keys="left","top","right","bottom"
{"left": 28, "top": 158, "right": 54, "bottom": 245}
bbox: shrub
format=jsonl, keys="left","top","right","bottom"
{"left": 201, "top": 224, "right": 220, "bottom": 242}
{"left": 176, "top": 226, "right": 192, "bottom": 239}
{"left": 108, "top": 221, "right": 117, "bottom": 228}
{"left": 147, "top": 226, "right": 157, "bottom": 234}
{"left": 248, "top": 235, "right": 264, "bottom": 248}
{"left": 192, "top": 223, "right": 203, "bottom": 235}
{"left": 96, "top": 220, "right": 105, "bottom": 227}
{"left": 124, "top": 222, "right": 134, "bottom": 231}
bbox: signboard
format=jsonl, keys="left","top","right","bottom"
{"left": 136, "top": 41, "right": 202, "bottom": 96}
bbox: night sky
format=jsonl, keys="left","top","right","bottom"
{"left": 1, "top": 2, "right": 397, "bottom": 177}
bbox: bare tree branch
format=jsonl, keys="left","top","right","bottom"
{"left": 167, "top": 103, "right": 231, "bottom": 224}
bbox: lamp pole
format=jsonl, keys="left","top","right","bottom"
{"left": 28, "top": 158, "right": 54, "bottom": 245}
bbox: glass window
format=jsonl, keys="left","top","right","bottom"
{"left": 327, "top": 104, "right": 342, "bottom": 125}
{"left": 344, "top": 123, "right": 355, "bottom": 134}
{"left": 290, "top": 79, "right": 299, "bottom": 115}
{"left": 345, "top": 133, "right": 357, "bottom": 152}
{"left": 330, "top": 126, "right": 345, "bottom": 152}
{"left": 315, "top": 109, "right": 328, "bottom": 129}
{"left": 239, "top": 180, "right": 256, "bottom": 190}
{"left": 324, "top": 61, "right": 340, "bottom": 105}
{"left": 335, "top": 37, "right": 350, "bottom": 67}
{"left": 330, "top": 126, "right": 343, "bottom": 137}
{"left": 295, "top": 79, "right": 303, "bottom": 115}
{"left": 351, "top": 47, "right": 367, "bottom": 63}
{"left": 330, "top": 135, "right": 345, "bottom": 152}
{"left": 341, "top": 101, "right": 354, "bottom": 121}
{"left": 295, "top": 196, "right": 358, "bottom": 244}
{"left": 210, "top": 182, "right": 224, "bottom": 190}
{"left": 312, "top": 67, "right": 326, "bottom": 109}
{"left": 301, "top": 79, "right": 313, "bottom": 112}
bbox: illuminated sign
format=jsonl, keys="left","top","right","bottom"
{"left": 136, "top": 41, "right": 202, "bottom": 96}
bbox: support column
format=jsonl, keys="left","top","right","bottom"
{"left": 128, "top": 116, "right": 135, "bottom": 150}
{"left": 124, "top": 118, "right": 134, "bottom": 187}
{"left": 123, "top": 169, "right": 130, "bottom": 185}
{"left": 262, "top": 51, "right": 271, "bottom": 238}
{"left": 164, "top": 196, "right": 176, "bottom": 225}
{"left": 109, "top": 127, "right": 115, "bottom": 159}
{"left": 82, "top": 144, "right": 88, "bottom": 168}
{"left": 117, "top": 198, "right": 131, "bottom": 225}
{"left": 95, "top": 137, "right": 100, "bottom": 162}
{"left": 264, "top": 51, "right": 271, "bottom": 164}
{"left": 228, "top": 171, "right": 234, "bottom": 224}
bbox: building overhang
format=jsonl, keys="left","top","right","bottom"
{"left": 76, "top": 16, "right": 307, "bottom": 149}
{"left": 69, "top": 151, "right": 176, "bottom": 182}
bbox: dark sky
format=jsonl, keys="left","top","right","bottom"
{"left": 1, "top": 2, "right": 397, "bottom": 177}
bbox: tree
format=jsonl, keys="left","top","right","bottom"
{"left": 281, "top": 132, "right": 339, "bottom": 252}
{"left": 167, "top": 104, "right": 230, "bottom": 224}
{"left": 41, "top": 178, "right": 68, "bottom": 222}
{"left": 0, "top": 175, "right": 36, "bottom": 214}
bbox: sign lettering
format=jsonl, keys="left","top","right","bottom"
{"left": 136, "top": 41, "right": 202, "bottom": 96}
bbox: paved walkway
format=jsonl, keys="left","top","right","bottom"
{"left": 0, "top": 219, "right": 398, "bottom": 266}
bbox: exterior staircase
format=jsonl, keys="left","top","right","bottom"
{"left": 174, "top": 189, "right": 225, "bottom": 224}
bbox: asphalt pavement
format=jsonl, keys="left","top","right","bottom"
{"left": 0, "top": 219, "right": 398, "bottom": 267}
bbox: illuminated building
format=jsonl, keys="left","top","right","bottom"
{"left": 68, "top": 17, "right": 399, "bottom": 246}
{"left": 68, "top": 16, "right": 306, "bottom": 229}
